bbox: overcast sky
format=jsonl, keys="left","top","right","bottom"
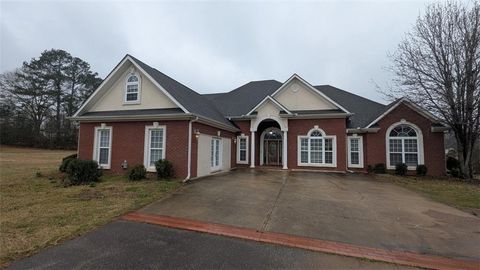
{"left": 1, "top": 0, "right": 432, "bottom": 103}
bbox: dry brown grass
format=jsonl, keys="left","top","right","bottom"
{"left": 0, "top": 146, "right": 180, "bottom": 268}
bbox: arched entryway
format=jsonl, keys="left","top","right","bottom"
{"left": 260, "top": 127, "right": 283, "bottom": 165}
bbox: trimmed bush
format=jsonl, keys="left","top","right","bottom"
{"left": 367, "top": 165, "right": 374, "bottom": 173}
{"left": 154, "top": 159, "right": 174, "bottom": 180}
{"left": 450, "top": 168, "right": 461, "bottom": 178}
{"left": 395, "top": 163, "right": 408, "bottom": 176}
{"left": 66, "top": 159, "right": 101, "bottom": 185}
{"left": 446, "top": 156, "right": 460, "bottom": 171}
{"left": 59, "top": 153, "right": 78, "bottom": 172}
{"left": 128, "top": 165, "right": 147, "bottom": 181}
{"left": 373, "top": 163, "right": 386, "bottom": 174}
{"left": 416, "top": 165, "right": 428, "bottom": 176}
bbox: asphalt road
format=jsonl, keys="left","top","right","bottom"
{"left": 8, "top": 220, "right": 413, "bottom": 270}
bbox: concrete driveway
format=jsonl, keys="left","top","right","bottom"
{"left": 140, "top": 169, "right": 480, "bottom": 260}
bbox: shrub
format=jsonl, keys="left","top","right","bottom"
{"left": 416, "top": 165, "right": 428, "bottom": 176}
{"left": 395, "top": 163, "right": 408, "bottom": 176}
{"left": 373, "top": 163, "right": 386, "bottom": 174}
{"left": 446, "top": 156, "right": 460, "bottom": 171}
{"left": 154, "top": 159, "right": 174, "bottom": 180}
{"left": 450, "top": 168, "right": 461, "bottom": 178}
{"left": 367, "top": 165, "right": 374, "bottom": 173}
{"left": 59, "top": 154, "right": 78, "bottom": 172}
{"left": 128, "top": 165, "right": 147, "bottom": 181}
{"left": 66, "top": 159, "right": 101, "bottom": 185}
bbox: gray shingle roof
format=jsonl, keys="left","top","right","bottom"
{"left": 127, "top": 55, "right": 394, "bottom": 129}
{"left": 204, "top": 80, "right": 283, "bottom": 117}
{"left": 313, "top": 85, "right": 387, "bottom": 128}
{"left": 128, "top": 55, "right": 235, "bottom": 128}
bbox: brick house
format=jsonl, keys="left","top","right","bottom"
{"left": 71, "top": 55, "right": 449, "bottom": 179}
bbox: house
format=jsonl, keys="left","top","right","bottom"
{"left": 71, "top": 55, "right": 449, "bottom": 179}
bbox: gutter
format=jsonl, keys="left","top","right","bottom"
{"left": 184, "top": 116, "right": 199, "bottom": 182}
{"left": 431, "top": 126, "right": 450, "bottom": 132}
{"left": 346, "top": 127, "right": 381, "bottom": 134}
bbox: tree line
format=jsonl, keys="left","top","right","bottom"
{"left": 0, "top": 49, "right": 102, "bottom": 149}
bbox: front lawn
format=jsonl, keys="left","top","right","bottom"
{"left": 376, "top": 174, "right": 480, "bottom": 214}
{"left": 0, "top": 146, "right": 181, "bottom": 268}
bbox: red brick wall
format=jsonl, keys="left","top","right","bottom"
{"left": 190, "top": 122, "right": 236, "bottom": 177}
{"left": 78, "top": 121, "right": 189, "bottom": 178}
{"left": 287, "top": 118, "right": 347, "bottom": 171}
{"left": 363, "top": 103, "right": 445, "bottom": 176}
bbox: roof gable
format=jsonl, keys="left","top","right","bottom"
{"left": 271, "top": 74, "right": 351, "bottom": 114}
{"left": 247, "top": 96, "right": 292, "bottom": 115}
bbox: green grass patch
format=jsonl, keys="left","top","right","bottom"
{"left": 377, "top": 174, "right": 480, "bottom": 211}
{"left": 0, "top": 146, "right": 181, "bottom": 268}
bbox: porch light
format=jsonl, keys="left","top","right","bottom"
{"left": 233, "top": 137, "right": 237, "bottom": 144}
{"left": 194, "top": 129, "right": 200, "bottom": 139}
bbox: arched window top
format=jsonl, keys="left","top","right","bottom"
{"left": 127, "top": 74, "right": 139, "bottom": 83}
{"left": 389, "top": 124, "right": 417, "bottom": 137}
{"left": 307, "top": 128, "right": 326, "bottom": 137}
{"left": 264, "top": 129, "right": 282, "bottom": 140}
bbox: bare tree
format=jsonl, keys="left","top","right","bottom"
{"left": 389, "top": 1, "right": 480, "bottom": 179}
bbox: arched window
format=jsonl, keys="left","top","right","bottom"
{"left": 387, "top": 123, "right": 423, "bottom": 169}
{"left": 125, "top": 73, "right": 140, "bottom": 103}
{"left": 298, "top": 127, "right": 336, "bottom": 167}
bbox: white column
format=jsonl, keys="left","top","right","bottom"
{"left": 250, "top": 131, "right": 255, "bottom": 168}
{"left": 282, "top": 130, "right": 288, "bottom": 169}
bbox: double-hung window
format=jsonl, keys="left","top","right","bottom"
{"left": 236, "top": 135, "right": 248, "bottom": 164}
{"left": 144, "top": 125, "right": 166, "bottom": 171}
{"left": 125, "top": 73, "right": 140, "bottom": 103}
{"left": 347, "top": 136, "right": 363, "bottom": 168}
{"left": 298, "top": 128, "right": 336, "bottom": 167}
{"left": 211, "top": 138, "right": 222, "bottom": 171}
{"left": 94, "top": 125, "right": 112, "bottom": 169}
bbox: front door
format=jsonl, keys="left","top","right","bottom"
{"left": 266, "top": 140, "right": 282, "bottom": 165}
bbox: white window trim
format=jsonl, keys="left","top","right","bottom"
{"left": 144, "top": 124, "right": 166, "bottom": 172}
{"left": 236, "top": 135, "right": 249, "bottom": 164}
{"left": 385, "top": 121, "right": 424, "bottom": 170}
{"left": 93, "top": 125, "right": 113, "bottom": 169}
{"left": 211, "top": 137, "right": 222, "bottom": 171}
{"left": 297, "top": 127, "right": 337, "bottom": 168}
{"left": 124, "top": 72, "right": 141, "bottom": 104}
{"left": 347, "top": 136, "right": 364, "bottom": 168}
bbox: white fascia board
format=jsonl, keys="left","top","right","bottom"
{"left": 270, "top": 74, "right": 351, "bottom": 114}
{"left": 246, "top": 96, "right": 292, "bottom": 116}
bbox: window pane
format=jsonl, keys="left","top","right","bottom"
{"left": 128, "top": 75, "right": 138, "bottom": 82}
{"left": 126, "top": 93, "right": 138, "bottom": 101}
{"left": 211, "top": 140, "right": 214, "bottom": 167}
{"left": 389, "top": 124, "right": 417, "bottom": 137}
{"left": 99, "top": 130, "right": 110, "bottom": 147}
{"left": 99, "top": 148, "right": 109, "bottom": 165}
{"left": 150, "top": 129, "right": 163, "bottom": 149}
{"left": 310, "top": 138, "right": 322, "bottom": 151}
{"left": 350, "top": 138, "right": 359, "bottom": 152}
{"left": 310, "top": 130, "right": 322, "bottom": 137}
{"left": 300, "top": 138, "right": 308, "bottom": 151}
{"left": 310, "top": 151, "right": 322, "bottom": 163}
{"left": 215, "top": 140, "right": 220, "bottom": 166}
{"left": 324, "top": 138, "right": 333, "bottom": 151}
{"left": 350, "top": 152, "right": 359, "bottom": 165}
{"left": 325, "top": 152, "right": 333, "bottom": 164}
{"left": 239, "top": 138, "right": 246, "bottom": 150}
{"left": 150, "top": 149, "right": 162, "bottom": 166}
{"left": 390, "top": 153, "right": 403, "bottom": 166}
{"left": 404, "top": 139, "right": 417, "bottom": 152}
{"left": 240, "top": 150, "right": 246, "bottom": 161}
{"left": 405, "top": 153, "right": 418, "bottom": 166}
{"left": 389, "top": 139, "right": 402, "bottom": 152}
{"left": 301, "top": 151, "right": 308, "bottom": 163}
{"left": 127, "top": 84, "right": 138, "bottom": 93}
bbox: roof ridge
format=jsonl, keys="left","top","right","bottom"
{"left": 315, "top": 85, "right": 386, "bottom": 107}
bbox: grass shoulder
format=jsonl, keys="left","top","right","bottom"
{"left": 0, "top": 146, "right": 181, "bottom": 268}
{"left": 375, "top": 174, "right": 480, "bottom": 215}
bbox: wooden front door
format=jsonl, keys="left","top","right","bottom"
{"left": 265, "top": 140, "right": 282, "bottom": 165}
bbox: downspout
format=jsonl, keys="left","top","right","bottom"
{"left": 184, "top": 116, "right": 199, "bottom": 182}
